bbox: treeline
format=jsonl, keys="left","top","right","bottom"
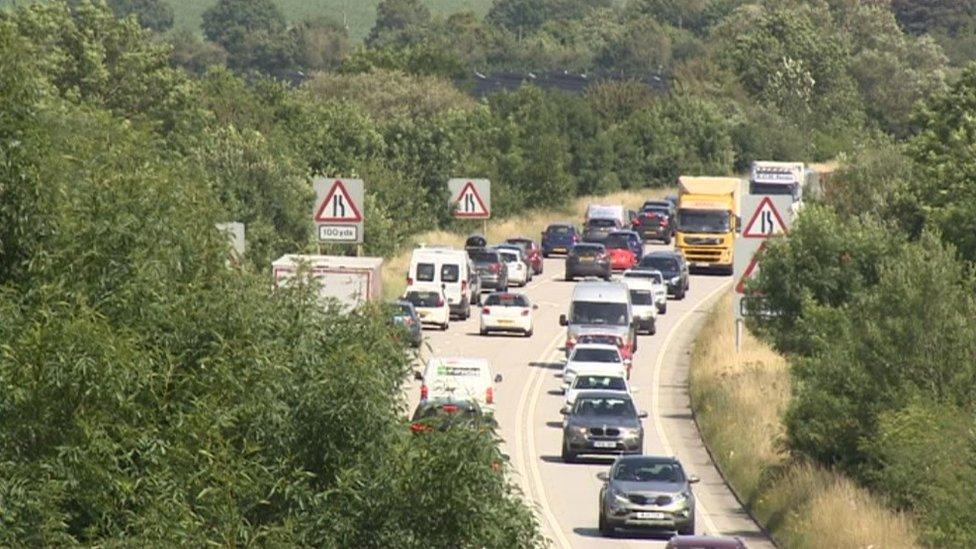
{"left": 750, "top": 67, "right": 976, "bottom": 547}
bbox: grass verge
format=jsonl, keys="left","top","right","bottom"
{"left": 689, "top": 293, "right": 920, "bottom": 548}
{"left": 381, "top": 189, "right": 666, "bottom": 299}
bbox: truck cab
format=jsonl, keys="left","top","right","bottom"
{"left": 675, "top": 177, "right": 742, "bottom": 275}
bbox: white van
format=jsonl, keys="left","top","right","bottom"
{"left": 408, "top": 248, "right": 477, "bottom": 319}
{"left": 621, "top": 276, "right": 658, "bottom": 335}
{"left": 559, "top": 281, "right": 636, "bottom": 356}
{"left": 418, "top": 357, "right": 503, "bottom": 412}
{"left": 585, "top": 204, "right": 626, "bottom": 225}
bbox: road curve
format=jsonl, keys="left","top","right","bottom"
{"left": 407, "top": 242, "right": 774, "bottom": 548}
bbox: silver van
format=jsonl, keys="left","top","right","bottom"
{"left": 559, "top": 281, "right": 637, "bottom": 358}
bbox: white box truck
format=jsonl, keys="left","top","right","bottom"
{"left": 272, "top": 255, "right": 383, "bottom": 311}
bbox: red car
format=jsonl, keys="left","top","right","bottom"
{"left": 603, "top": 232, "right": 639, "bottom": 270}
{"left": 504, "top": 237, "right": 544, "bottom": 275}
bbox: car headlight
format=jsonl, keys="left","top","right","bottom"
{"left": 609, "top": 486, "right": 629, "bottom": 505}
{"left": 673, "top": 492, "right": 691, "bottom": 506}
{"left": 670, "top": 276, "right": 681, "bottom": 284}
{"left": 620, "top": 428, "right": 640, "bottom": 439}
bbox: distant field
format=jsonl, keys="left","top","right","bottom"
{"left": 168, "top": 0, "right": 493, "bottom": 41}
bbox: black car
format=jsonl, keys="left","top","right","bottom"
{"left": 410, "top": 398, "right": 496, "bottom": 433}
{"left": 560, "top": 390, "right": 646, "bottom": 462}
{"left": 639, "top": 251, "right": 690, "bottom": 299}
{"left": 582, "top": 218, "right": 622, "bottom": 244}
{"left": 465, "top": 233, "right": 487, "bottom": 250}
{"left": 468, "top": 248, "right": 509, "bottom": 292}
{"left": 565, "top": 243, "right": 611, "bottom": 281}
{"left": 634, "top": 201, "right": 676, "bottom": 244}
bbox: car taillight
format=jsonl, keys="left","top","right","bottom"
{"left": 407, "top": 277, "right": 413, "bottom": 285}
{"left": 461, "top": 280, "right": 467, "bottom": 291}
{"left": 437, "top": 298, "right": 444, "bottom": 306}
{"left": 521, "top": 309, "right": 530, "bottom": 316}
{"left": 410, "top": 422, "right": 430, "bottom": 433}
{"left": 486, "top": 387, "right": 494, "bottom": 405}
{"left": 660, "top": 218, "right": 669, "bottom": 226}
{"left": 420, "top": 385, "right": 428, "bottom": 400}
{"left": 490, "top": 263, "right": 501, "bottom": 273}
{"left": 482, "top": 307, "right": 490, "bottom": 315}
{"left": 442, "top": 404, "right": 459, "bottom": 413}
{"left": 573, "top": 235, "right": 580, "bottom": 242}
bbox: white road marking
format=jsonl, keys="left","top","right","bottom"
{"left": 650, "top": 281, "right": 731, "bottom": 536}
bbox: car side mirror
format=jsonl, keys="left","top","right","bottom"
{"left": 532, "top": 304, "right": 539, "bottom": 310}
{"left": 560, "top": 406, "right": 570, "bottom": 415}
{"left": 596, "top": 472, "right": 609, "bottom": 482}
{"left": 559, "top": 314, "right": 568, "bottom": 326}
{"left": 688, "top": 475, "right": 700, "bottom": 484}
{"left": 638, "top": 411, "right": 649, "bottom": 419}
{"left": 413, "top": 371, "right": 423, "bottom": 381}
{"left": 494, "top": 374, "right": 503, "bottom": 383}
{"left": 441, "top": 283, "right": 447, "bottom": 290}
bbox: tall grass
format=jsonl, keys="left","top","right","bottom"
{"left": 689, "top": 293, "right": 920, "bottom": 549}
{"left": 382, "top": 189, "right": 664, "bottom": 299}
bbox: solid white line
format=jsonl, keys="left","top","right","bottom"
{"left": 651, "top": 281, "right": 731, "bottom": 536}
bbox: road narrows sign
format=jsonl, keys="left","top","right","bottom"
{"left": 448, "top": 178, "right": 491, "bottom": 219}
{"left": 742, "top": 196, "right": 788, "bottom": 238}
{"left": 313, "top": 178, "right": 364, "bottom": 243}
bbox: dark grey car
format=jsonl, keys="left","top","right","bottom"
{"left": 639, "top": 251, "right": 690, "bottom": 300}
{"left": 560, "top": 390, "right": 646, "bottom": 462}
{"left": 582, "top": 218, "right": 621, "bottom": 243}
{"left": 468, "top": 248, "right": 509, "bottom": 292}
{"left": 565, "top": 244, "right": 611, "bottom": 281}
{"left": 597, "top": 455, "right": 699, "bottom": 537}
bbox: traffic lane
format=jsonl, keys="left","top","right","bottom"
{"left": 530, "top": 267, "right": 731, "bottom": 548}
{"left": 403, "top": 257, "right": 574, "bottom": 500}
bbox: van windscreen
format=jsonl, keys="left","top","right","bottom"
{"left": 570, "top": 301, "right": 629, "bottom": 326}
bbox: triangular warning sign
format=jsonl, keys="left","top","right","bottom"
{"left": 315, "top": 180, "right": 362, "bottom": 222}
{"left": 743, "top": 196, "right": 788, "bottom": 239}
{"left": 452, "top": 181, "right": 489, "bottom": 218}
{"left": 735, "top": 242, "right": 767, "bottom": 294}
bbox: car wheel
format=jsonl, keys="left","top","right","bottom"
{"left": 649, "top": 321, "right": 657, "bottom": 336}
{"left": 663, "top": 235, "right": 672, "bottom": 245}
{"left": 661, "top": 303, "right": 668, "bottom": 314}
{"left": 525, "top": 329, "right": 533, "bottom": 337}
{"left": 561, "top": 442, "right": 576, "bottom": 464}
{"left": 678, "top": 517, "right": 696, "bottom": 536}
{"left": 678, "top": 288, "right": 686, "bottom": 300}
{"left": 566, "top": 274, "right": 574, "bottom": 282}
{"left": 462, "top": 304, "right": 471, "bottom": 320}
{"left": 480, "top": 327, "right": 488, "bottom": 336}
{"left": 598, "top": 509, "right": 614, "bottom": 537}
{"left": 441, "top": 322, "right": 449, "bottom": 331}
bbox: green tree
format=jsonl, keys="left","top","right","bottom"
{"left": 106, "top": 0, "right": 174, "bottom": 32}
{"left": 291, "top": 16, "right": 350, "bottom": 71}
{"left": 366, "top": 0, "right": 432, "bottom": 48}
{"left": 201, "top": 0, "right": 294, "bottom": 73}
{"left": 486, "top": 0, "right": 611, "bottom": 39}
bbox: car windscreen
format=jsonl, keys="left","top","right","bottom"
{"left": 578, "top": 335, "right": 622, "bottom": 347}
{"left": 574, "top": 375, "right": 627, "bottom": 391}
{"left": 642, "top": 207, "right": 669, "bottom": 216}
{"left": 396, "top": 303, "right": 413, "bottom": 316}
{"left": 572, "top": 245, "right": 603, "bottom": 257}
{"left": 587, "top": 218, "right": 617, "bottom": 229}
{"left": 613, "top": 461, "right": 684, "bottom": 482}
{"left": 571, "top": 348, "right": 621, "bottom": 363}
{"left": 499, "top": 251, "right": 519, "bottom": 263}
{"left": 440, "top": 264, "right": 460, "bottom": 283}
{"left": 573, "top": 397, "right": 635, "bottom": 417}
{"left": 485, "top": 294, "right": 529, "bottom": 307}
{"left": 405, "top": 291, "right": 440, "bottom": 307}
{"left": 603, "top": 234, "right": 630, "bottom": 249}
{"left": 677, "top": 209, "right": 731, "bottom": 233}
{"left": 624, "top": 271, "right": 663, "bottom": 284}
{"left": 630, "top": 290, "right": 654, "bottom": 305}
{"left": 547, "top": 225, "right": 572, "bottom": 235}
{"left": 570, "top": 301, "right": 629, "bottom": 326}
{"left": 416, "top": 263, "right": 436, "bottom": 282}
{"left": 640, "top": 256, "right": 678, "bottom": 274}
{"left": 468, "top": 250, "right": 499, "bottom": 264}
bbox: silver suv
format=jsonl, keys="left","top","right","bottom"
{"left": 596, "top": 455, "right": 699, "bottom": 537}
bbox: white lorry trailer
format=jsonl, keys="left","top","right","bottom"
{"left": 272, "top": 255, "right": 383, "bottom": 311}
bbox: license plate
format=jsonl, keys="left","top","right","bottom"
{"left": 498, "top": 320, "right": 513, "bottom": 325}
{"left": 419, "top": 312, "right": 428, "bottom": 318}
{"left": 580, "top": 257, "right": 594, "bottom": 263}
{"left": 554, "top": 247, "right": 566, "bottom": 252}
{"left": 636, "top": 512, "right": 666, "bottom": 520}
{"left": 593, "top": 440, "right": 616, "bottom": 449}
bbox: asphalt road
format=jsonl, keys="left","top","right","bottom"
{"left": 406, "top": 242, "right": 775, "bottom": 549}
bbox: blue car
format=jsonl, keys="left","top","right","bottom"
{"left": 390, "top": 300, "right": 423, "bottom": 348}
{"left": 541, "top": 223, "right": 580, "bottom": 257}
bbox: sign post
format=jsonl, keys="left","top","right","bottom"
{"left": 733, "top": 193, "right": 793, "bottom": 351}
{"left": 313, "top": 178, "right": 365, "bottom": 253}
{"left": 448, "top": 178, "right": 491, "bottom": 234}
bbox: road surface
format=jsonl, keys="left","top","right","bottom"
{"left": 406, "top": 241, "right": 774, "bottom": 548}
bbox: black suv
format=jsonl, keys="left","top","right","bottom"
{"left": 633, "top": 201, "right": 676, "bottom": 244}
{"left": 639, "top": 251, "right": 689, "bottom": 299}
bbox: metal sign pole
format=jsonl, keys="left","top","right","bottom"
{"left": 734, "top": 319, "right": 742, "bottom": 353}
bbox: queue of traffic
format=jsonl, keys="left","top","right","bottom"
{"left": 397, "top": 195, "right": 747, "bottom": 546}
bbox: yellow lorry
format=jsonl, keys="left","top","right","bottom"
{"left": 675, "top": 176, "right": 741, "bottom": 275}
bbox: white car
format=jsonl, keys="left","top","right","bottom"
{"left": 403, "top": 287, "right": 450, "bottom": 330}
{"left": 565, "top": 369, "right": 633, "bottom": 406}
{"left": 562, "top": 343, "right": 628, "bottom": 392}
{"left": 621, "top": 276, "right": 658, "bottom": 335}
{"left": 497, "top": 247, "right": 530, "bottom": 286}
{"left": 623, "top": 268, "right": 668, "bottom": 314}
{"left": 480, "top": 292, "right": 537, "bottom": 337}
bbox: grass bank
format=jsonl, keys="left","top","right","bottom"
{"left": 689, "top": 293, "right": 920, "bottom": 548}
{"left": 381, "top": 189, "right": 666, "bottom": 299}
